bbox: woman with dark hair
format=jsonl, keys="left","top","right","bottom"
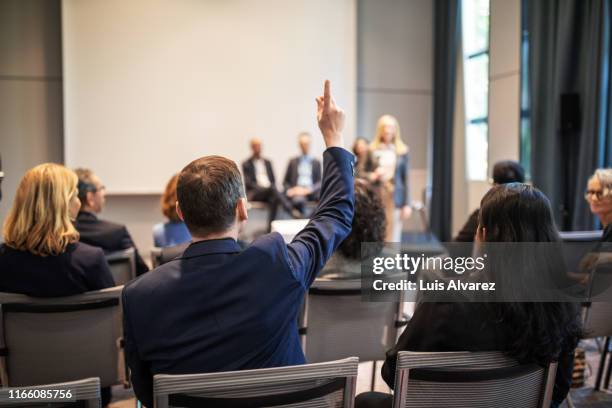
{"left": 356, "top": 183, "right": 582, "bottom": 408}
{"left": 319, "top": 180, "right": 386, "bottom": 278}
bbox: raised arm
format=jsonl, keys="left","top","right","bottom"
{"left": 285, "top": 80, "right": 355, "bottom": 287}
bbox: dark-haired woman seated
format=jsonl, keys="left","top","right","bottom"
{"left": 319, "top": 180, "right": 386, "bottom": 279}
{"left": 356, "top": 183, "right": 582, "bottom": 408}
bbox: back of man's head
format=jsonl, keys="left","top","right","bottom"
{"left": 177, "top": 156, "right": 245, "bottom": 236}
{"left": 75, "top": 168, "right": 97, "bottom": 204}
{"left": 492, "top": 160, "right": 525, "bottom": 185}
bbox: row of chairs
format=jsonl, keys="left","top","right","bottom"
{"left": 0, "top": 351, "right": 558, "bottom": 408}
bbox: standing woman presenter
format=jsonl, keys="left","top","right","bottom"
{"left": 370, "top": 114, "right": 411, "bottom": 242}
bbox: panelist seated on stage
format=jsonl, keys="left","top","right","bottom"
{"left": 74, "top": 168, "right": 149, "bottom": 276}
{"left": 121, "top": 81, "right": 354, "bottom": 408}
{"left": 283, "top": 132, "right": 322, "bottom": 216}
{"left": 242, "top": 137, "right": 296, "bottom": 228}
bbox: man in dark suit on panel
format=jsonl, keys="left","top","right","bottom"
{"left": 122, "top": 81, "right": 353, "bottom": 408}
{"left": 283, "top": 132, "right": 322, "bottom": 216}
{"left": 242, "top": 137, "right": 296, "bottom": 230}
{"left": 74, "top": 168, "right": 150, "bottom": 276}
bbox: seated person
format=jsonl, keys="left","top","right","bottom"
{"left": 357, "top": 183, "right": 581, "bottom": 408}
{"left": 283, "top": 132, "right": 322, "bottom": 215}
{"left": 585, "top": 168, "right": 612, "bottom": 241}
{"left": 454, "top": 160, "right": 525, "bottom": 242}
{"left": 74, "top": 168, "right": 149, "bottom": 276}
{"left": 320, "top": 180, "right": 385, "bottom": 279}
{"left": 0, "top": 163, "right": 115, "bottom": 296}
{"left": 242, "top": 137, "right": 297, "bottom": 229}
{"left": 153, "top": 174, "right": 191, "bottom": 247}
{"left": 353, "top": 137, "right": 375, "bottom": 181}
{"left": 122, "top": 81, "right": 354, "bottom": 408}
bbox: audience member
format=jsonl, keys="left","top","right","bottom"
{"left": 242, "top": 137, "right": 297, "bottom": 229}
{"left": 283, "top": 132, "right": 322, "bottom": 216}
{"left": 320, "top": 180, "right": 385, "bottom": 279}
{"left": 352, "top": 137, "right": 375, "bottom": 181}
{"left": 585, "top": 168, "right": 612, "bottom": 240}
{"left": 356, "top": 183, "right": 581, "bottom": 408}
{"left": 370, "top": 115, "right": 411, "bottom": 242}
{"left": 153, "top": 174, "right": 191, "bottom": 247}
{"left": 0, "top": 163, "right": 115, "bottom": 296}
{"left": 454, "top": 160, "right": 525, "bottom": 242}
{"left": 74, "top": 168, "right": 149, "bottom": 276}
{"left": 122, "top": 80, "right": 354, "bottom": 408}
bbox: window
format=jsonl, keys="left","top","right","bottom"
{"left": 462, "top": 0, "right": 490, "bottom": 181}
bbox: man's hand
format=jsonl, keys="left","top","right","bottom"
{"left": 316, "top": 80, "right": 345, "bottom": 148}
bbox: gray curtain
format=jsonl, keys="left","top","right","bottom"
{"left": 430, "top": 0, "right": 461, "bottom": 241}
{"left": 527, "top": 0, "right": 612, "bottom": 230}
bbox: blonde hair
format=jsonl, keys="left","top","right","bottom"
{"left": 3, "top": 163, "right": 80, "bottom": 256}
{"left": 370, "top": 114, "right": 408, "bottom": 155}
{"left": 588, "top": 168, "right": 612, "bottom": 198}
{"left": 161, "top": 174, "right": 180, "bottom": 222}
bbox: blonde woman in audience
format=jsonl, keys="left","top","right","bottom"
{"left": 370, "top": 114, "right": 412, "bottom": 242}
{"left": 0, "top": 163, "right": 115, "bottom": 297}
{"left": 153, "top": 174, "right": 191, "bottom": 247}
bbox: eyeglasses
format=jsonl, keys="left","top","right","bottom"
{"left": 585, "top": 190, "right": 605, "bottom": 201}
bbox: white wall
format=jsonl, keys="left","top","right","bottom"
{"left": 0, "top": 0, "right": 63, "bottom": 228}
{"left": 357, "top": 0, "right": 433, "bottom": 217}
{"left": 62, "top": 0, "right": 357, "bottom": 194}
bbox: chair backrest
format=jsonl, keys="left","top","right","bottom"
{"left": 153, "top": 357, "right": 358, "bottom": 408}
{"left": 0, "top": 286, "right": 124, "bottom": 388}
{"left": 392, "top": 351, "right": 557, "bottom": 408}
{"left": 105, "top": 248, "right": 136, "bottom": 285}
{"left": 302, "top": 279, "right": 404, "bottom": 363}
{"left": 0, "top": 377, "right": 101, "bottom": 407}
{"left": 151, "top": 247, "right": 163, "bottom": 268}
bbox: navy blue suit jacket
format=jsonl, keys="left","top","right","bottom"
{"left": 122, "top": 147, "right": 354, "bottom": 407}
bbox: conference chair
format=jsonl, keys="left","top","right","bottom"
{"left": 391, "top": 351, "right": 557, "bottom": 408}
{"left": 151, "top": 247, "right": 163, "bottom": 268}
{"left": 300, "top": 279, "right": 407, "bottom": 390}
{"left": 153, "top": 357, "right": 358, "bottom": 408}
{"left": 105, "top": 247, "right": 136, "bottom": 285}
{"left": 0, "top": 286, "right": 127, "bottom": 390}
{"left": 0, "top": 377, "right": 101, "bottom": 407}
{"left": 582, "top": 263, "right": 612, "bottom": 390}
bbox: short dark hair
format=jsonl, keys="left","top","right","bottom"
{"left": 177, "top": 156, "right": 244, "bottom": 236}
{"left": 338, "top": 180, "right": 386, "bottom": 259}
{"left": 492, "top": 161, "right": 525, "bottom": 184}
{"left": 74, "top": 168, "right": 97, "bottom": 203}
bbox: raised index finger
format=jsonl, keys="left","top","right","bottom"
{"left": 323, "top": 80, "right": 331, "bottom": 110}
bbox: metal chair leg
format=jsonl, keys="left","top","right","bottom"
{"left": 595, "top": 336, "right": 610, "bottom": 390}
{"left": 371, "top": 360, "right": 377, "bottom": 391}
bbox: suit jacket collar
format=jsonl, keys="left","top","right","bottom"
{"left": 182, "top": 238, "right": 242, "bottom": 258}
{"left": 77, "top": 211, "right": 98, "bottom": 221}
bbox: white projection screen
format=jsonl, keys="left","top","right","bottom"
{"left": 62, "top": 0, "right": 356, "bottom": 194}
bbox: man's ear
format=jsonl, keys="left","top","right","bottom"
{"left": 236, "top": 197, "right": 248, "bottom": 222}
{"left": 86, "top": 191, "right": 96, "bottom": 208}
{"left": 176, "top": 201, "right": 185, "bottom": 221}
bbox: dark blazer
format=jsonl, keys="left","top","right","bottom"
{"left": 0, "top": 242, "right": 115, "bottom": 297}
{"left": 382, "top": 302, "right": 574, "bottom": 407}
{"left": 122, "top": 147, "right": 354, "bottom": 408}
{"left": 392, "top": 153, "right": 410, "bottom": 208}
{"left": 242, "top": 157, "right": 276, "bottom": 194}
{"left": 454, "top": 209, "right": 479, "bottom": 242}
{"left": 282, "top": 156, "right": 322, "bottom": 197}
{"left": 75, "top": 211, "right": 149, "bottom": 276}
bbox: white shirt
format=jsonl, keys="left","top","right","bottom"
{"left": 254, "top": 158, "right": 271, "bottom": 188}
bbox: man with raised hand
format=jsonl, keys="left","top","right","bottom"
{"left": 122, "top": 80, "right": 354, "bottom": 407}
